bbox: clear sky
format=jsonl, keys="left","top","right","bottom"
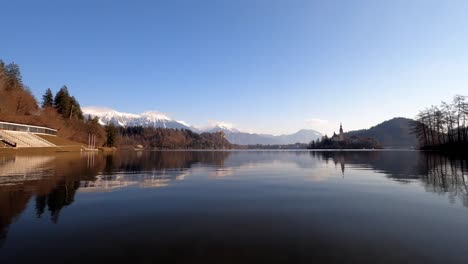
{"left": 2, "top": 0, "right": 468, "bottom": 135}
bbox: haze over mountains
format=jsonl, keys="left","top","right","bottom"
{"left": 83, "top": 107, "right": 322, "bottom": 145}
{"left": 211, "top": 127, "right": 322, "bottom": 145}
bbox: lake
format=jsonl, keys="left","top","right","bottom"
{"left": 0, "top": 150, "right": 467, "bottom": 263}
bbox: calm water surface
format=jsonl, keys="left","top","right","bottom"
{"left": 0, "top": 150, "right": 467, "bottom": 263}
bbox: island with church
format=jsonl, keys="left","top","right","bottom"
{"left": 308, "top": 123, "right": 382, "bottom": 149}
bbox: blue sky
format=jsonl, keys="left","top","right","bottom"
{"left": 2, "top": 0, "right": 468, "bottom": 135}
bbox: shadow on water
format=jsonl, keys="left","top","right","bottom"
{"left": 0, "top": 150, "right": 467, "bottom": 263}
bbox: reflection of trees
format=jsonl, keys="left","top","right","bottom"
{"left": 80, "top": 151, "right": 232, "bottom": 191}
{"left": 422, "top": 154, "right": 468, "bottom": 207}
{"left": 0, "top": 189, "right": 30, "bottom": 248}
{"left": 312, "top": 151, "right": 425, "bottom": 180}
{"left": 314, "top": 151, "right": 468, "bottom": 207}
{"left": 0, "top": 150, "right": 467, "bottom": 249}
{"left": 0, "top": 153, "right": 102, "bottom": 247}
{"left": 35, "top": 181, "right": 81, "bottom": 223}
{"left": 113, "top": 151, "right": 231, "bottom": 173}
{"left": 0, "top": 151, "right": 233, "bottom": 246}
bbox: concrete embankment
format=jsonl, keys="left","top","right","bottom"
{"left": 0, "top": 145, "right": 85, "bottom": 153}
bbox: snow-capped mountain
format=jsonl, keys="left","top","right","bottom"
{"left": 82, "top": 107, "right": 194, "bottom": 130}
{"left": 83, "top": 107, "right": 322, "bottom": 145}
{"left": 206, "top": 126, "right": 322, "bottom": 145}
{"left": 202, "top": 121, "right": 240, "bottom": 133}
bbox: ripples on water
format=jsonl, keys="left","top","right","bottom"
{"left": 0, "top": 150, "right": 467, "bottom": 263}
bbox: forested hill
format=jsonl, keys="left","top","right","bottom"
{"left": 118, "top": 127, "right": 232, "bottom": 149}
{"left": 0, "top": 59, "right": 107, "bottom": 146}
{"left": 346, "top": 117, "right": 418, "bottom": 148}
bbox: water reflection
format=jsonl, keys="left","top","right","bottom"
{"left": 316, "top": 151, "right": 468, "bottom": 206}
{"left": 0, "top": 150, "right": 467, "bottom": 256}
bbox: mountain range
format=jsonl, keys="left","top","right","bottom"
{"left": 83, "top": 108, "right": 417, "bottom": 148}
{"left": 82, "top": 107, "right": 322, "bottom": 145}
{"left": 209, "top": 126, "right": 322, "bottom": 145}
{"left": 82, "top": 107, "right": 194, "bottom": 130}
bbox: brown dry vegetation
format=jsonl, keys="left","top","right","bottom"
{"left": 0, "top": 60, "right": 105, "bottom": 146}
{"left": 1, "top": 59, "right": 233, "bottom": 150}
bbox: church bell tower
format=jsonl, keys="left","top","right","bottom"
{"left": 339, "top": 123, "right": 344, "bottom": 140}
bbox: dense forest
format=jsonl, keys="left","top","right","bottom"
{"left": 412, "top": 95, "right": 468, "bottom": 151}
{"left": 0, "top": 59, "right": 106, "bottom": 146}
{"left": 118, "top": 126, "right": 232, "bottom": 149}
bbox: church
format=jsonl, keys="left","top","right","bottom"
{"left": 331, "top": 123, "right": 345, "bottom": 142}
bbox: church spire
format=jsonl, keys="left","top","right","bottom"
{"left": 339, "top": 122, "right": 344, "bottom": 140}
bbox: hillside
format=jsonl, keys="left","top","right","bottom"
{"left": 0, "top": 59, "right": 107, "bottom": 146}
{"left": 346, "top": 117, "right": 418, "bottom": 148}
{"left": 118, "top": 127, "right": 232, "bottom": 149}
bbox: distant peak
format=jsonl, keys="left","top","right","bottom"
{"left": 204, "top": 121, "right": 240, "bottom": 133}
{"left": 140, "top": 111, "right": 171, "bottom": 121}
{"left": 82, "top": 106, "right": 139, "bottom": 118}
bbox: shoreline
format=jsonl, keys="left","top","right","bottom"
{"left": 1, "top": 147, "right": 466, "bottom": 157}
{"left": 0, "top": 146, "right": 85, "bottom": 153}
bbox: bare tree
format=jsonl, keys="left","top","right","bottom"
{"left": 412, "top": 95, "right": 468, "bottom": 149}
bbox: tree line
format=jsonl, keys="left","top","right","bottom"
{"left": 412, "top": 95, "right": 468, "bottom": 150}
{"left": 1, "top": 58, "right": 237, "bottom": 149}
{"left": 0, "top": 59, "right": 106, "bottom": 146}
{"left": 118, "top": 126, "right": 232, "bottom": 149}
{"left": 308, "top": 135, "right": 381, "bottom": 149}
{"left": 42, "top": 86, "right": 83, "bottom": 120}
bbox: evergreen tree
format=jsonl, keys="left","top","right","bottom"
{"left": 69, "top": 96, "right": 84, "bottom": 119}
{"left": 54, "top": 86, "right": 71, "bottom": 118}
{"left": 42, "top": 88, "right": 54, "bottom": 108}
{"left": 105, "top": 123, "right": 118, "bottom": 147}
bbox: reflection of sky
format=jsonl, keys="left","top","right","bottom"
{"left": 0, "top": 151, "right": 466, "bottom": 208}
{"left": 2, "top": 152, "right": 468, "bottom": 264}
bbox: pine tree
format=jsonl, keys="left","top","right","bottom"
{"left": 54, "top": 86, "right": 71, "bottom": 118}
{"left": 42, "top": 88, "right": 54, "bottom": 108}
{"left": 69, "top": 96, "right": 83, "bottom": 119}
{"left": 105, "top": 123, "right": 118, "bottom": 147}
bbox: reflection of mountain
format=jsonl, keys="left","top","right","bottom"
{"left": 313, "top": 151, "right": 424, "bottom": 179}
{"left": 316, "top": 151, "right": 468, "bottom": 206}
{"left": 223, "top": 151, "right": 322, "bottom": 169}
{"left": 80, "top": 169, "right": 191, "bottom": 191}
{"left": 1, "top": 150, "right": 467, "bottom": 249}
